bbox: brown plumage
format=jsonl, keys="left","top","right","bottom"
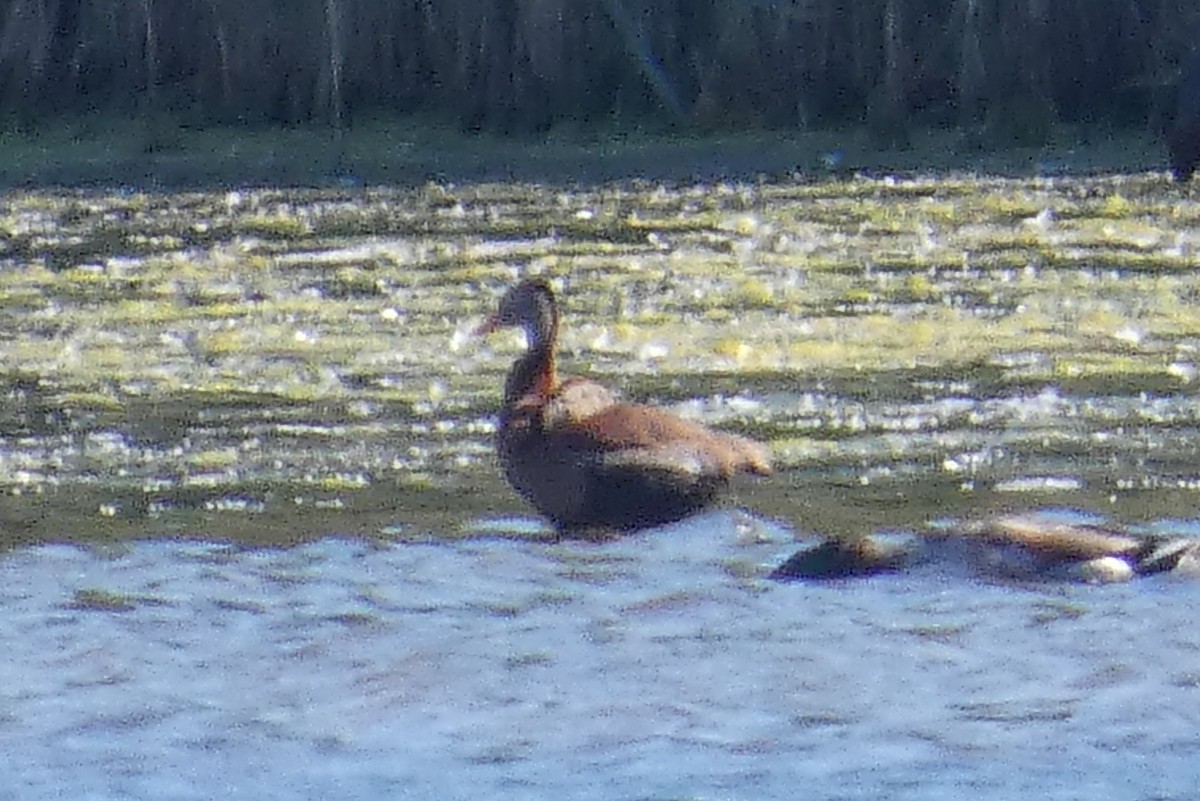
{"left": 772, "top": 515, "right": 1200, "bottom": 583}
{"left": 942, "top": 516, "right": 1144, "bottom": 562}
{"left": 478, "top": 278, "right": 771, "bottom": 533}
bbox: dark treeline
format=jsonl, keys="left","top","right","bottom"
{"left": 1, "top": 0, "right": 1197, "bottom": 141}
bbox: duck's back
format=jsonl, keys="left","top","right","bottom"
{"left": 498, "top": 393, "right": 770, "bottom": 533}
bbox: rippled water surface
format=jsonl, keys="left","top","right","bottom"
{"left": 3, "top": 513, "right": 1200, "bottom": 800}
{"left": 4, "top": 172, "right": 1200, "bottom": 797}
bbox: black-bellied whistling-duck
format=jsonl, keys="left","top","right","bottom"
{"left": 772, "top": 514, "right": 1200, "bottom": 583}
{"left": 477, "top": 278, "right": 772, "bottom": 533}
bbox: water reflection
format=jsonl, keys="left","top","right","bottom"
{"left": 2, "top": 512, "right": 1199, "bottom": 799}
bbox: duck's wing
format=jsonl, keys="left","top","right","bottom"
{"left": 542, "top": 378, "right": 620, "bottom": 426}
{"left": 561, "top": 403, "right": 772, "bottom": 478}
{"left": 949, "top": 515, "right": 1142, "bottom": 561}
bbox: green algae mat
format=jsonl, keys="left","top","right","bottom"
{"left": 1, "top": 173, "right": 1199, "bottom": 549}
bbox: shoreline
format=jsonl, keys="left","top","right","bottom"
{"left": 0, "top": 121, "right": 1172, "bottom": 190}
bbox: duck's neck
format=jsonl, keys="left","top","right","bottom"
{"left": 503, "top": 305, "right": 559, "bottom": 406}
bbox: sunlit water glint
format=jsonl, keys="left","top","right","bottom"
{"left": 2, "top": 511, "right": 1199, "bottom": 800}
{"left": 4, "top": 175, "right": 1200, "bottom": 798}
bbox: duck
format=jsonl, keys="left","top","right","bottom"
{"left": 771, "top": 514, "right": 1200, "bottom": 584}
{"left": 477, "top": 278, "right": 772, "bottom": 534}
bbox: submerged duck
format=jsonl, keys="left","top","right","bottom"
{"left": 478, "top": 278, "right": 772, "bottom": 534}
{"left": 772, "top": 515, "right": 1200, "bottom": 584}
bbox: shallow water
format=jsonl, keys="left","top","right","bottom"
{"left": 5, "top": 175, "right": 1200, "bottom": 546}
{"left": 4, "top": 173, "right": 1200, "bottom": 797}
{"left": 3, "top": 511, "right": 1199, "bottom": 800}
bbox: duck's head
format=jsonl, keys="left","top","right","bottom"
{"left": 476, "top": 278, "right": 559, "bottom": 349}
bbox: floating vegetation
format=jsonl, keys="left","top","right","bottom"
{"left": 0, "top": 172, "right": 1199, "bottom": 547}
{"left": 1030, "top": 601, "right": 1089, "bottom": 626}
{"left": 70, "top": 587, "right": 138, "bottom": 612}
{"left": 504, "top": 651, "right": 556, "bottom": 669}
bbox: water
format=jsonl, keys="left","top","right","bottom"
{"left": 4, "top": 176, "right": 1200, "bottom": 798}
{"left": 3, "top": 511, "right": 1198, "bottom": 800}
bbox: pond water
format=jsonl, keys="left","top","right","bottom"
{"left": 3, "top": 173, "right": 1200, "bottom": 798}
{"left": 3, "top": 510, "right": 1199, "bottom": 800}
